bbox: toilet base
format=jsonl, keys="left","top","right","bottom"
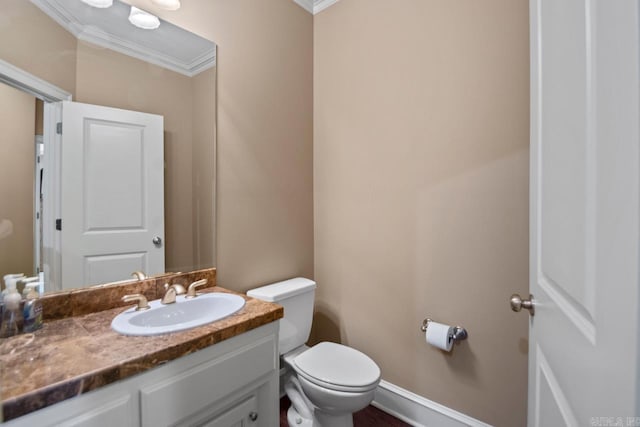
{"left": 287, "top": 406, "right": 313, "bottom": 427}
{"left": 286, "top": 405, "right": 354, "bottom": 427}
{"left": 282, "top": 361, "right": 372, "bottom": 427}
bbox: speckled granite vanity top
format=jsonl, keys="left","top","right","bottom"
{"left": 0, "top": 268, "right": 283, "bottom": 421}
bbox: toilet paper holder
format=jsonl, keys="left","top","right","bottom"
{"left": 420, "top": 318, "right": 468, "bottom": 342}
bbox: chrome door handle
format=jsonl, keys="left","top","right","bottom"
{"left": 152, "top": 236, "right": 162, "bottom": 246}
{"left": 510, "top": 293, "right": 535, "bottom": 316}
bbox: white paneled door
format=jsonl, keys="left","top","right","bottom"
{"left": 60, "top": 101, "right": 164, "bottom": 289}
{"left": 528, "top": 1, "right": 640, "bottom": 426}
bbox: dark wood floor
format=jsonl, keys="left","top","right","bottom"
{"left": 279, "top": 396, "right": 410, "bottom": 426}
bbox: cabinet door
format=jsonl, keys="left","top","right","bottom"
{"left": 140, "top": 336, "right": 276, "bottom": 427}
{"left": 200, "top": 395, "right": 258, "bottom": 427}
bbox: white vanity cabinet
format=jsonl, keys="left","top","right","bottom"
{"left": 3, "top": 323, "right": 279, "bottom": 427}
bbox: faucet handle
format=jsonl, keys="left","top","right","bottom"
{"left": 131, "top": 271, "right": 146, "bottom": 281}
{"left": 186, "top": 279, "right": 208, "bottom": 298}
{"left": 122, "top": 294, "right": 150, "bottom": 311}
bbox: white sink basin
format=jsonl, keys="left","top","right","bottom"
{"left": 111, "top": 293, "right": 246, "bottom": 336}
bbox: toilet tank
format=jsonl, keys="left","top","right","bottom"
{"left": 247, "top": 278, "right": 316, "bottom": 354}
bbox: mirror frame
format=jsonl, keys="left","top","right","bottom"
{"left": 0, "top": 59, "right": 71, "bottom": 102}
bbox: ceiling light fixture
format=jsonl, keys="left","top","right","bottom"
{"left": 128, "top": 6, "right": 161, "bottom": 30}
{"left": 81, "top": 0, "right": 113, "bottom": 8}
{"left": 151, "top": 0, "right": 181, "bottom": 10}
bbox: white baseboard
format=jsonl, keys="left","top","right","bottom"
{"left": 372, "top": 380, "right": 493, "bottom": 427}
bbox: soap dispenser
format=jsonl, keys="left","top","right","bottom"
{"left": 23, "top": 283, "right": 43, "bottom": 333}
{"left": 3, "top": 273, "right": 24, "bottom": 294}
{"left": 20, "top": 276, "right": 39, "bottom": 298}
{"left": 0, "top": 277, "right": 24, "bottom": 337}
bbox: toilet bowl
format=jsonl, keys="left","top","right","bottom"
{"left": 247, "top": 278, "right": 381, "bottom": 427}
{"left": 286, "top": 342, "right": 380, "bottom": 426}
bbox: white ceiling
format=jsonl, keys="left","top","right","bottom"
{"left": 294, "top": 0, "right": 341, "bottom": 15}
{"left": 30, "top": 0, "right": 216, "bottom": 77}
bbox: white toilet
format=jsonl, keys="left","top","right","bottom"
{"left": 247, "top": 278, "right": 381, "bottom": 427}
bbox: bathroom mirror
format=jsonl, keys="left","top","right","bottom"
{"left": 0, "top": 0, "right": 217, "bottom": 293}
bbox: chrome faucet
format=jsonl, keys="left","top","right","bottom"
{"left": 161, "top": 283, "right": 187, "bottom": 304}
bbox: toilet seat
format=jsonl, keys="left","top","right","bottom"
{"left": 292, "top": 342, "right": 381, "bottom": 393}
{"left": 295, "top": 369, "right": 378, "bottom": 393}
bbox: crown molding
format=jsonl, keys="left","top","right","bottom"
{"left": 293, "top": 0, "right": 314, "bottom": 14}
{"left": 313, "top": 0, "right": 340, "bottom": 14}
{"left": 294, "top": 0, "right": 340, "bottom": 15}
{"left": 30, "top": 0, "right": 216, "bottom": 77}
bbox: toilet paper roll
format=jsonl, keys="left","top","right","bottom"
{"left": 425, "top": 321, "right": 454, "bottom": 352}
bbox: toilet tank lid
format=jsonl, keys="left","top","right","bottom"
{"left": 247, "top": 277, "right": 316, "bottom": 302}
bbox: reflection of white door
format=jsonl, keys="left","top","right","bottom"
{"left": 528, "top": 1, "right": 639, "bottom": 425}
{"left": 60, "top": 101, "right": 164, "bottom": 289}
{"left": 34, "top": 135, "right": 44, "bottom": 275}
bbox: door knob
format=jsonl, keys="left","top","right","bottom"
{"left": 510, "top": 293, "right": 534, "bottom": 316}
{"left": 152, "top": 236, "right": 162, "bottom": 246}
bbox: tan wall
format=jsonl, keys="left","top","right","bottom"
{"left": 313, "top": 1, "right": 530, "bottom": 426}
{"left": 192, "top": 67, "right": 217, "bottom": 270}
{"left": 35, "top": 100, "right": 44, "bottom": 136}
{"left": 0, "top": 82, "right": 36, "bottom": 281}
{"left": 127, "top": 0, "right": 314, "bottom": 289}
{"left": 0, "top": 0, "right": 77, "bottom": 96}
{"left": 74, "top": 40, "right": 196, "bottom": 272}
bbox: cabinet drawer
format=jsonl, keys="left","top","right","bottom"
{"left": 57, "top": 395, "right": 136, "bottom": 427}
{"left": 3, "top": 387, "right": 136, "bottom": 427}
{"left": 140, "top": 336, "right": 276, "bottom": 427}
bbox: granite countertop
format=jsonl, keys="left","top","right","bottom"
{"left": 0, "top": 284, "right": 283, "bottom": 421}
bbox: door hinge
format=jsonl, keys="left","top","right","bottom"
{"left": 56, "top": 122, "right": 62, "bottom": 134}
{"left": 55, "top": 219, "right": 62, "bottom": 230}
